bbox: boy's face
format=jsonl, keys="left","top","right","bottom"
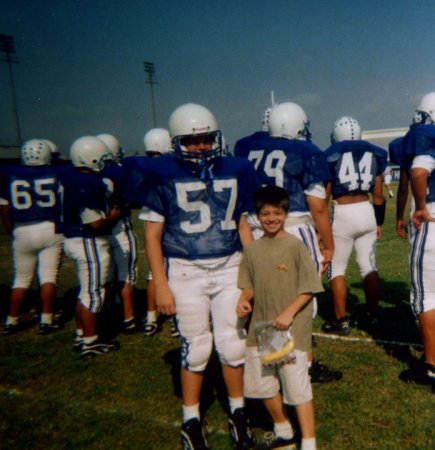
{"left": 180, "top": 133, "right": 214, "bottom": 153}
{"left": 258, "top": 204, "right": 287, "bottom": 237}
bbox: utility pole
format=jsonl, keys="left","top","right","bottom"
{"left": 0, "top": 34, "right": 21, "bottom": 145}
{"left": 143, "top": 61, "right": 157, "bottom": 127}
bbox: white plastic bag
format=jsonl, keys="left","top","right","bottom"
{"left": 255, "top": 321, "right": 296, "bottom": 366}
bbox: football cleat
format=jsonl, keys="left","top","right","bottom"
{"left": 80, "top": 338, "right": 120, "bottom": 358}
{"left": 180, "top": 418, "right": 210, "bottom": 450}
{"left": 38, "top": 323, "right": 59, "bottom": 335}
{"left": 399, "top": 361, "right": 435, "bottom": 387}
{"left": 2, "top": 323, "right": 19, "bottom": 336}
{"left": 322, "top": 318, "right": 351, "bottom": 336}
{"left": 256, "top": 432, "right": 297, "bottom": 449}
{"left": 309, "top": 359, "right": 343, "bottom": 383}
{"left": 143, "top": 320, "right": 163, "bottom": 337}
{"left": 228, "top": 408, "right": 256, "bottom": 449}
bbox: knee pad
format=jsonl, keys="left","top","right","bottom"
{"left": 180, "top": 332, "right": 213, "bottom": 372}
{"left": 215, "top": 331, "right": 246, "bottom": 367}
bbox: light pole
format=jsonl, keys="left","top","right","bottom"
{"left": 143, "top": 61, "right": 157, "bottom": 127}
{"left": 0, "top": 34, "right": 21, "bottom": 145}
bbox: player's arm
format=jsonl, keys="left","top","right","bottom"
{"left": 145, "top": 220, "right": 176, "bottom": 315}
{"left": 411, "top": 166, "right": 434, "bottom": 230}
{"left": 273, "top": 292, "right": 313, "bottom": 330}
{"left": 306, "top": 195, "right": 334, "bottom": 274}
{"left": 238, "top": 214, "right": 253, "bottom": 248}
{"left": 236, "top": 288, "right": 254, "bottom": 318}
{"left": 396, "top": 168, "right": 410, "bottom": 239}
{"left": 372, "top": 175, "right": 385, "bottom": 240}
{"left": 0, "top": 204, "right": 13, "bottom": 235}
{"left": 85, "top": 205, "right": 122, "bottom": 231}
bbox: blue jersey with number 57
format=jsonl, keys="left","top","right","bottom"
{"left": 324, "top": 140, "right": 387, "bottom": 198}
{"left": 142, "top": 154, "right": 259, "bottom": 259}
{"left": 234, "top": 133, "right": 330, "bottom": 214}
{"left": 1, "top": 165, "right": 63, "bottom": 227}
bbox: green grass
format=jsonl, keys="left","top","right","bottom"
{"left": 0, "top": 185, "right": 434, "bottom": 450}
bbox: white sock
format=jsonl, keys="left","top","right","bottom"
{"left": 228, "top": 396, "right": 244, "bottom": 414}
{"left": 6, "top": 316, "right": 19, "bottom": 326}
{"left": 182, "top": 403, "right": 200, "bottom": 423}
{"left": 82, "top": 335, "right": 98, "bottom": 345}
{"left": 274, "top": 420, "right": 294, "bottom": 439}
{"left": 147, "top": 310, "right": 157, "bottom": 322}
{"left": 40, "top": 313, "right": 53, "bottom": 325}
{"left": 75, "top": 328, "right": 84, "bottom": 337}
{"left": 301, "top": 437, "right": 316, "bottom": 450}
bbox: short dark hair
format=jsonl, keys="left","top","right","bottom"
{"left": 254, "top": 185, "right": 289, "bottom": 214}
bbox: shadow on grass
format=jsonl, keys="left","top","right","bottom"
{"left": 317, "top": 279, "right": 424, "bottom": 370}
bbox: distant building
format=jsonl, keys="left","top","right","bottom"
{"left": 361, "top": 127, "right": 409, "bottom": 181}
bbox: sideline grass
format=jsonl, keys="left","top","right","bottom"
{"left": 0, "top": 184, "right": 434, "bottom": 450}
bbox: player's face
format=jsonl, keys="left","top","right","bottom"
{"left": 180, "top": 133, "right": 214, "bottom": 153}
{"left": 258, "top": 204, "right": 287, "bottom": 237}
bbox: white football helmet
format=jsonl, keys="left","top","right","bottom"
{"left": 42, "top": 139, "right": 58, "bottom": 154}
{"left": 261, "top": 107, "right": 272, "bottom": 131}
{"left": 330, "top": 116, "right": 362, "bottom": 143}
{"left": 413, "top": 92, "right": 435, "bottom": 125}
{"left": 268, "top": 102, "right": 311, "bottom": 140}
{"left": 96, "top": 133, "right": 124, "bottom": 163}
{"left": 70, "top": 136, "right": 110, "bottom": 172}
{"left": 169, "top": 103, "right": 223, "bottom": 164}
{"left": 20, "top": 139, "right": 52, "bottom": 166}
{"left": 143, "top": 128, "right": 173, "bottom": 155}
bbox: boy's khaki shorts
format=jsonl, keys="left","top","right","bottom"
{"left": 244, "top": 346, "right": 313, "bottom": 406}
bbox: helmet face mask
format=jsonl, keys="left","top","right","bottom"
{"left": 169, "top": 103, "right": 224, "bottom": 171}
{"left": 330, "top": 116, "right": 361, "bottom": 143}
{"left": 70, "top": 136, "right": 110, "bottom": 172}
{"left": 269, "top": 102, "right": 312, "bottom": 141}
{"left": 21, "top": 139, "right": 52, "bottom": 166}
{"left": 96, "top": 133, "right": 124, "bottom": 163}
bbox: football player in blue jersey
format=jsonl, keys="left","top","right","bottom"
{"left": 141, "top": 128, "right": 178, "bottom": 337}
{"left": 322, "top": 117, "right": 387, "bottom": 336}
{"left": 1, "top": 139, "right": 64, "bottom": 336}
{"left": 61, "top": 136, "right": 121, "bottom": 358}
{"left": 398, "top": 93, "right": 435, "bottom": 389}
{"left": 234, "top": 102, "right": 341, "bottom": 384}
{"left": 141, "top": 104, "right": 257, "bottom": 450}
{"left": 98, "top": 133, "right": 139, "bottom": 335}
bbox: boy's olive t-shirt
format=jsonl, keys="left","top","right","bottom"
{"left": 238, "top": 233, "right": 324, "bottom": 352}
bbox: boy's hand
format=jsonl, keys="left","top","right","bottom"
{"left": 273, "top": 311, "right": 294, "bottom": 330}
{"left": 156, "top": 285, "right": 176, "bottom": 315}
{"left": 236, "top": 299, "right": 252, "bottom": 318}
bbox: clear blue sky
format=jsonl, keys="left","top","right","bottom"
{"left": 1, "top": 0, "right": 435, "bottom": 154}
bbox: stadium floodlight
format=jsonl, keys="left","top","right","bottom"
{"left": 0, "top": 34, "right": 21, "bottom": 145}
{"left": 144, "top": 61, "right": 157, "bottom": 127}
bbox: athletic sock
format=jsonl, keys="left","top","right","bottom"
{"left": 82, "top": 335, "right": 98, "bottom": 345}
{"left": 228, "top": 396, "right": 244, "bottom": 414}
{"left": 274, "top": 420, "right": 294, "bottom": 440}
{"left": 147, "top": 310, "right": 157, "bottom": 323}
{"left": 182, "top": 403, "right": 200, "bottom": 423}
{"left": 301, "top": 437, "right": 317, "bottom": 450}
{"left": 6, "top": 316, "right": 19, "bottom": 326}
{"left": 40, "top": 313, "right": 53, "bottom": 325}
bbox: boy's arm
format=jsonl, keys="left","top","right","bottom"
{"left": 396, "top": 168, "right": 409, "bottom": 239}
{"left": 273, "top": 292, "right": 313, "bottom": 330}
{"left": 0, "top": 204, "right": 13, "bottom": 235}
{"left": 145, "top": 220, "right": 176, "bottom": 315}
{"left": 236, "top": 288, "right": 254, "bottom": 318}
{"left": 86, "top": 205, "right": 122, "bottom": 231}
{"left": 238, "top": 214, "right": 253, "bottom": 248}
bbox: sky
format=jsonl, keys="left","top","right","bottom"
{"left": 1, "top": 0, "right": 435, "bottom": 156}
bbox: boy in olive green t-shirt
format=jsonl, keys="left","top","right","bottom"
{"left": 237, "top": 186, "right": 324, "bottom": 450}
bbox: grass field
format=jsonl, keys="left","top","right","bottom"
{"left": 0, "top": 184, "right": 434, "bottom": 450}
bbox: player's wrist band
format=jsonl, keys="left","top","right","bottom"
{"left": 374, "top": 201, "right": 386, "bottom": 226}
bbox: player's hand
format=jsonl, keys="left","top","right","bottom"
{"left": 320, "top": 248, "right": 333, "bottom": 275}
{"left": 156, "top": 285, "right": 176, "bottom": 315}
{"left": 376, "top": 225, "right": 382, "bottom": 240}
{"left": 236, "top": 299, "right": 252, "bottom": 318}
{"left": 412, "top": 208, "right": 435, "bottom": 231}
{"left": 396, "top": 219, "right": 408, "bottom": 239}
